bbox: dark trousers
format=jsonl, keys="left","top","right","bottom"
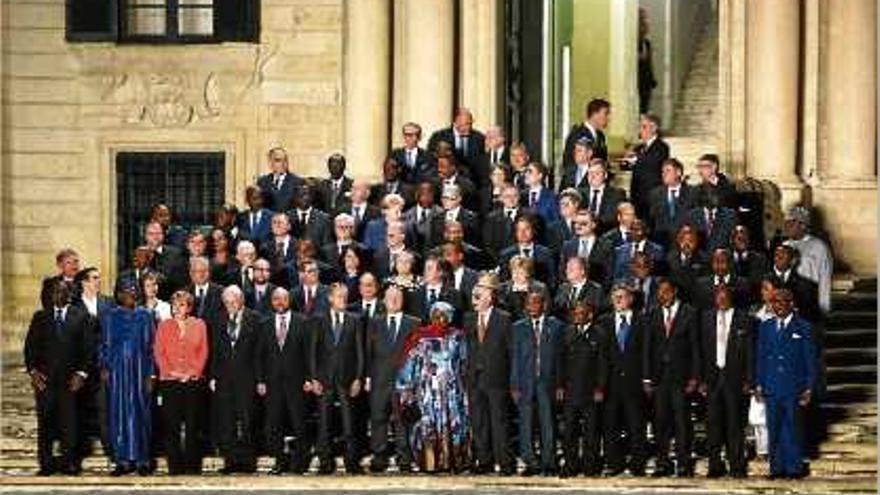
{"left": 36, "top": 380, "right": 79, "bottom": 472}
{"left": 369, "top": 385, "right": 411, "bottom": 464}
{"left": 316, "top": 383, "right": 358, "bottom": 466}
{"left": 160, "top": 381, "right": 203, "bottom": 475}
{"left": 562, "top": 398, "right": 601, "bottom": 474}
{"left": 517, "top": 386, "right": 556, "bottom": 470}
{"left": 604, "top": 382, "right": 646, "bottom": 473}
{"left": 766, "top": 394, "right": 805, "bottom": 477}
{"left": 469, "top": 384, "right": 513, "bottom": 470}
{"left": 264, "top": 383, "right": 306, "bottom": 471}
{"left": 706, "top": 373, "right": 747, "bottom": 474}
{"left": 653, "top": 377, "right": 692, "bottom": 472}
{"left": 213, "top": 387, "right": 257, "bottom": 471}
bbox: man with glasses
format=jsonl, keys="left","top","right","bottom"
{"left": 391, "top": 122, "right": 433, "bottom": 184}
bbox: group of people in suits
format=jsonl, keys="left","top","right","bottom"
{"left": 25, "top": 101, "right": 832, "bottom": 480}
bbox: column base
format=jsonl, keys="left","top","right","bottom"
{"left": 813, "top": 181, "right": 877, "bottom": 276}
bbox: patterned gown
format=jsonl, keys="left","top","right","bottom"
{"left": 395, "top": 324, "right": 470, "bottom": 472}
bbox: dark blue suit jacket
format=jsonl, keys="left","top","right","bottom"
{"left": 236, "top": 208, "right": 274, "bottom": 244}
{"left": 612, "top": 240, "right": 665, "bottom": 281}
{"left": 499, "top": 244, "right": 558, "bottom": 289}
{"left": 256, "top": 172, "right": 305, "bottom": 213}
{"left": 521, "top": 187, "right": 560, "bottom": 226}
{"left": 756, "top": 315, "right": 815, "bottom": 397}
{"left": 510, "top": 315, "right": 565, "bottom": 395}
{"left": 686, "top": 206, "right": 737, "bottom": 252}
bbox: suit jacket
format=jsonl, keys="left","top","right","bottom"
{"left": 497, "top": 281, "right": 550, "bottom": 322}
{"left": 257, "top": 172, "right": 306, "bottom": 213}
{"left": 335, "top": 200, "right": 381, "bottom": 242}
{"left": 560, "top": 321, "right": 609, "bottom": 405}
{"left": 434, "top": 176, "right": 478, "bottom": 212}
{"left": 630, "top": 138, "right": 670, "bottom": 215}
{"left": 599, "top": 311, "right": 646, "bottom": 392}
{"left": 152, "top": 245, "right": 187, "bottom": 299}
{"left": 647, "top": 184, "right": 697, "bottom": 247}
{"left": 692, "top": 274, "right": 754, "bottom": 311}
{"left": 259, "top": 237, "right": 298, "bottom": 288}
{"left": 390, "top": 146, "right": 434, "bottom": 184}
{"left": 686, "top": 207, "right": 738, "bottom": 252}
{"left": 308, "top": 310, "right": 365, "bottom": 386}
{"left": 450, "top": 266, "right": 480, "bottom": 302}
{"left": 315, "top": 176, "right": 353, "bottom": 213}
{"left": 347, "top": 298, "right": 385, "bottom": 321}
{"left": 631, "top": 276, "right": 660, "bottom": 314}
{"left": 553, "top": 280, "right": 607, "bottom": 320}
{"left": 666, "top": 250, "right": 711, "bottom": 305}
{"left": 290, "top": 284, "right": 330, "bottom": 317}
{"left": 699, "top": 308, "right": 753, "bottom": 389}
{"left": 464, "top": 308, "right": 513, "bottom": 389}
{"left": 405, "top": 283, "right": 463, "bottom": 324}
{"left": 563, "top": 123, "right": 607, "bottom": 170}
{"left": 499, "top": 244, "right": 558, "bottom": 290}
{"left": 236, "top": 208, "right": 274, "bottom": 244}
{"left": 210, "top": 308, "right": 264, "bottom": 399}
{"left": 558, "top": 163, "right": 591, "bottom": 192}
{"left": 320, "top": 241, "right": 365, "bottom": 273}
{"left": 612, "top": 240, "right": 665, "bottom": 282}
{"left": 288, "top": 208, "right": 333, "bottom": 248}
{"left": 427, "top": 127, "right": 487, "bottom": 179}
{"left": 366, "top": 313, "right": 419, "bottom": 388}
{"left": 700, "top": 173, "right": 737, "bottom": 209}
{"left": 473, "top": 147, "right": 511, "bottom": 189}
{"left": 261, "top": 311, "right": 309, "bottom": 388}
{"left": 510, "top": 315, "right": 565, "bottom": 395}
{"left": 559, "top": 236, "right": 608, "bottom": 286}
{"left": 443, "top": 207, "right": 480, "bottom": 246}
{"left": 245, "top": 282, "right": 278, "bottom": 316}
{"left": 24, "top": 306, "right": 94, "bottom": 380}
{"left": 586, "top": 185, "right": 627, "bottom": 234}
{"left": 191, "top": 282, "right": 224, "bottom": 339}
{"left": 402, "top": 205, "right": 444, "bottom": 252}
{"left": 483, "top": 208, "right": 523, "bottom": 264}
{"left": 369, "top": 181, "right": 416, "bottom": 209}
{"left": 546, "top": 218, "right": 576, "bottom": 256}
{"left": 755, "top": 315, "right": 815, "bottom": 397}
{"left": 643, "top": 303, "right": 701, "bottom": 386}
{"left": 732, "top": 250, "right": 768, "bottom": 289}
{"left": 521, "top": 187, "right": 560, "bottom": 227}
{"left": 770, "top": 271, "right": 822, "bottom": 324}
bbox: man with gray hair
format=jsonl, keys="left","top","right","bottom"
{"left": 441, "top": 184, "right": 479, "bottom": 245}
{"left": 210, "top": 284, "right": 265, "bottom": 474}
{"left": 188, "top": 255, "right": 224, "bottom": 330}
{"left": 783, "top": 206, "right": 833, "bottom": 313}
{"left": 232, "top": 240, "right": 258, "bottom": 291}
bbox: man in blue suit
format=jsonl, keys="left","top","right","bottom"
{"left": 521, "top": 162, "right": 560, "bottom": 228}
{"left": 236, "top": 185, "right": 274, "bottom": 244}
{"left": 256, "top": 147, "right": 305, "bottom": 213}
{"left": 755, "top": 285, "right": 816, "bottom": 479}
{"left": 510, "top": 290, "right": 565, "bottom": 476}
{"left": 686, "top": 189, "right": 737, "bottom": 252}
{"left": 611, "top": 219, "right": 664, "bottom": 281}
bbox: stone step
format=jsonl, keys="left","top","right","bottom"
{"left": 831, "top": 293, "right": 877, "bottom": 311}
{"left": 825, "top": 328, "right": 876, "bottom": 348}
{"left": 826, "top": 347, "right": 876, "bottom": 367}
{"left": 823, "top": 383, "right": 877, "bottom": 404}
{"left": 826, "top": 364, "right": 878, "bottom": 384}
{"left": 826, "top": 310, "right": 877, "bottom": 328}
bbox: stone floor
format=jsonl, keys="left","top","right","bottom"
{"left": 1, "top": 358, "right": 876, "bottom": 493}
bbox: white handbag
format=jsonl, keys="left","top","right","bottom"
{"left": 748, "top": 396, "right": 766, "bottom": 426}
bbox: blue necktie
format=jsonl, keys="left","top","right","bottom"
{"left": 54, "top": 309, "right": 64, "bottom": 335}
{"left": 617, "top": 314, "right": 630, "bottom": 353}
{"left": 667, "top": 190, "right": 677, "bottom": 218}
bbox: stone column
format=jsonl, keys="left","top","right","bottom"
{"left": 815, "top": 0, "right": 877, "bottom": 275}
{"left": 391, "top": 0, "right": 455, "bottom": 147}
{"left": 458, "top": 0, "right": 502, "bottom": 130}
{"left": 344, "top": 0, "right": 391, "bottom": 180}
{"left": 744, "top": 0, "right": 802, "bottom": 204}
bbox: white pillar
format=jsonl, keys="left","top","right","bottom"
{"left": 344, "top": 0, "right": 391, "bottom": 180}
{"left": 458, "top": 0, "right": 503, "bottom": 130}
{"left": 391, "top": 0, "right": 455, "bottom": 147}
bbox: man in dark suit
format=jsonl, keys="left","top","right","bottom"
{"left": 559, "top": 300, "right": 608, "bottom": 477}
{"left": 522, "top": 162, "right": 560, "bottom": 228}
{"left": 695, "top": 154, "right": 737, "bottom": 208}
{"left": 628, "top": 114, "right": 669, "bottom": 219}
{"left": 583, "top": 159, "right": 627, "bottom": 234}
{"left": 366, "top": 285, "right": 419, "bottom": 472}
{"left": 290, "top": 260, "right": 329, "bottom": 317}
{"left": 259, "top": 213, "right": 298, "bottom": 289}
{"left": 628, "top": 252, "right": 661, "bottom": 315}
{"left": 443, "top": 242, "right": 479, "bottom": 301}
{"left": 236, "top": 185, "right": 274, "bottom": 245}
{"left": 647, "top": 158, "right": 696, "bottom": 248}
{"left": 730, "top": 225, "right": 769, "bottom": 292}
{"left": 348, "top": 272, "right": 384, "bottom": 320}
{"left": 559, "top": 210, "right": 607, "bottom": 285}
{"left": 405, "top": 255, "right": 463, "bottom": 324}
{"left": 475, "top": 125, "right": 510, "bottom": 189}
{"left": 307, "top": 283, "right": 365, "bottom": 474}
{"left": 484, "top": 184, "right": 524, "bottom": 264}
{"left": 25, "top": 279, "right": 93, "bottom": 475}
{"left": 666, "top": 225, "right": 710, "bottom": 305}
{"left": 499, "top": 216, "right": 558, "bottom": 290}
{"left": 115, "top": 246, "right": 153, "bottom": 300}
{"left": 596, "top": 202, "right": 638, "bottom": 280}
{"left": 699, "top": 284, "right": 753, "bottom": 478}
{"left": 144, "top": 220, "right": 188, "bottom": 300}
{"left": 321, "top": 213, "right": 365, "bottom": 273}
{"left": 601, "top": 283, "right": 648, "bottom": 476}
{"left": 427, "top": 107, "right": 486, "bottom": 185}
{"left": 402, "top": 182, "right": 444, "bottom": 253}
{"left": 256, "top": 146, "right": 306, "bottom": 213}
{"left": 554, "top": 256, "right": 607, "bottom": 320}
{"left": 244, "top": 258, "right": 276, "bottom": 316}
{"left": 372, "top": 220, "right": 413, "bottom": 281}
{"left": 693, "top": 249, "right": 754, "bottom": 311}
{"left": 210, "top": 286, "right": 265, "bottom": 474}
{"left": 545, "top": 188, "right": 581, "bottom": 256}
{"left": 440, "top": 184, "right": 480, "bottom": 246}
{"left": 370, "top": 157, "right": 415, "bottom": 208}
{"left": 261, "top": 287, "right": 310, "bottom": 474}
{"left": 336, "top": 179, "right": 380, "bottom": 241}
{"left": 769, "top": 245, "right": 822, "bottom": 325}
{"left": 558, "top": 138, "right": 594, "bottom": 192}
{"left": 189, "top": 256, "right": 225, "bottom": 340}
{"left": 391, "top": 122, "right": 435, "bottom": 184}
{"left": 288, "top": 187, "right": 333, "bottom": 249}
{"left": 643, "top": 279, "right": 701, "bottom": 477}
{"left": 464, "top": 283, "right": 515, "bottom": 475}
{"left": 314, "top": 153, "right": 353, "bottom": 213}
{"left": 686, "top": 189, "right": 738, "bottom": 252}
{"left": 611, "top": 219, "right": 665, "bottom": 282}
{"left": 510, "top": 290, "right": 565, "bottom": 476}
{"left": 435, "top": 153, "right": 478, "bottom": 213}
{"left": 563, "top": 98, "right": 610, "bottom": 169}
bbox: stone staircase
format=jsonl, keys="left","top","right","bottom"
{"left": 665, "top": 10, "right": 719, "bottom": 173}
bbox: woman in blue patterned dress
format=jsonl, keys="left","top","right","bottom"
{"left": 396, "top": 302, "right": 470, "bottom": 472}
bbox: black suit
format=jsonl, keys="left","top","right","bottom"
{"left": 24, "top": 306, "right": 94, "bottom": 473}
{"left": 261, "top": 311, "right": 310, "bottom": 471}
{"left": 405, "top": 283, "right": 463, "bottom": 325}
{"left": 209, "top": 308, "right": 264, "bottom": 471}
{"left": 152, "top": 245, "right": 188, "bottom": 300}
{"left": 365, "top": 313, "right": 419, "bottom": 463}
{"left": 499, "top": 244, "right": 558, "bottom": 290}
{"left": 259, "top": 238, "right": 297, "bottom": 288}
{"left": 666, "top": 250, "right": 710, "bottom": 305}
{"left": 402, "top": 205, "right": 444, "bottom": 252}
{"left": 290, "top": 284, "right": 330, "bottom": 318}
{"left": 647, "top": 184, "right": 697, "bottom": 248}
{"left": 245, "top": 282, "right": 277, "bottom": 316}
{"left": 427, "top": 127, "right": 486, "bottom": 183}
{"left": 600, "top": 311, "right": 647, "bottom": 474}
{"left": 443, "top": 207, "right": 481, "bottom": 246}
{"left": 643, "top": 303, "right": 701, "bottom": 474}
{"left": 630, "top": 138, "right": 670, "bottom": 219}
{"left": 288, "top": 208, "right": 333, "bottom": 249}
{"left": 497, "top": 281, "right": 549, "bottom": 322}
{"left": 585, "top": 185, "right": 627, "bottom": 234}
{"left": 732, "top": 250, "right": 768, "bottom": 292}
{"left": 315, "top": 176, "right": 353, "bottom": 213}
{"left": 370, "top": 181, "right": 416, "bottom": 209}
{"left": 693, "top": 274, "right": 754, "bottom": 311}
{"left": 335, "top": 201, "right": 381, "bottom": 242}
{"left": 560, "top": 322, "right": 608, "bottom": 475}
{"left": 700, "top": 308, "right": 753, "bottom": 476}
{"left": 464, "top": 309, "right": 514, "bottom": 472}
{"left": 390, "top": 146, "right": 434, "bottom": 184}
{"left": 257, "top": 172, "right": 305, "bottom": 213}
{"left": 308, "top": 310, "right": 365, "bottom": 468}
{"left": 563, "top": 123, "right": 607, "bottom": 170}
{"left": 483, "top": 208, "right": 522, "bottom": 264}
{"left": 559, "top": 237, "right": 608, "bottom": 286}
{"left": 553, "top": 281, "right": 607, "bottom": 321}
{"left": 191, "top": 282, "right": 224, "bottom": 343}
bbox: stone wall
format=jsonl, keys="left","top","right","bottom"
{"left": 1, "top": 0, "right": 345, "bottom": 349}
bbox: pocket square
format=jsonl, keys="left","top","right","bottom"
{"left": 792, "top": 333, "right": 802, "bottom": 340}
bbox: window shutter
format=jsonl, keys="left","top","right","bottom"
{"left": 66, "top": 0, "right": 119, "bottom": 42}
{"left": 215, "top": 0, "right": 259, "bottom": 42}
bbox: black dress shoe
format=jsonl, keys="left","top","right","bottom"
{"left": 369, "top": 458, "right": 388, "bottom": 473}
{"left": 472, "top": 463, "right": 492, "bottom": 475}
{"left": 397, "top": 462, "right": 413, "bottom": 473}
{"left": 605, "top": 466, "right": 625, "bottom": 477}
{"left": 521, "top": 465, "right": 539, "bottom": 477}
{"left": 110, "top": 465, "right": 130, "bottom": 477}
{"left": 345, "top": 463, "right": 364, "bottom": 475}
{"left": 36, "top": 467, "right": 55, "bottom": 476}
{"left": 541, "top": 467, "right": 558, "bottom": 477}
{"left": 499, "top": 466, "right": 517, "bottom": 477}
{"left": 59, "top": 464, "right": 82, "bottom": 476}
{"left": 318, "top": 460, "right": 336, "bottom": 475}
{"left": 652, "top": 465, "right": 673, "bottom": 477}
{"left": 136, "top": 465, "right": 151, "bottom": 476}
